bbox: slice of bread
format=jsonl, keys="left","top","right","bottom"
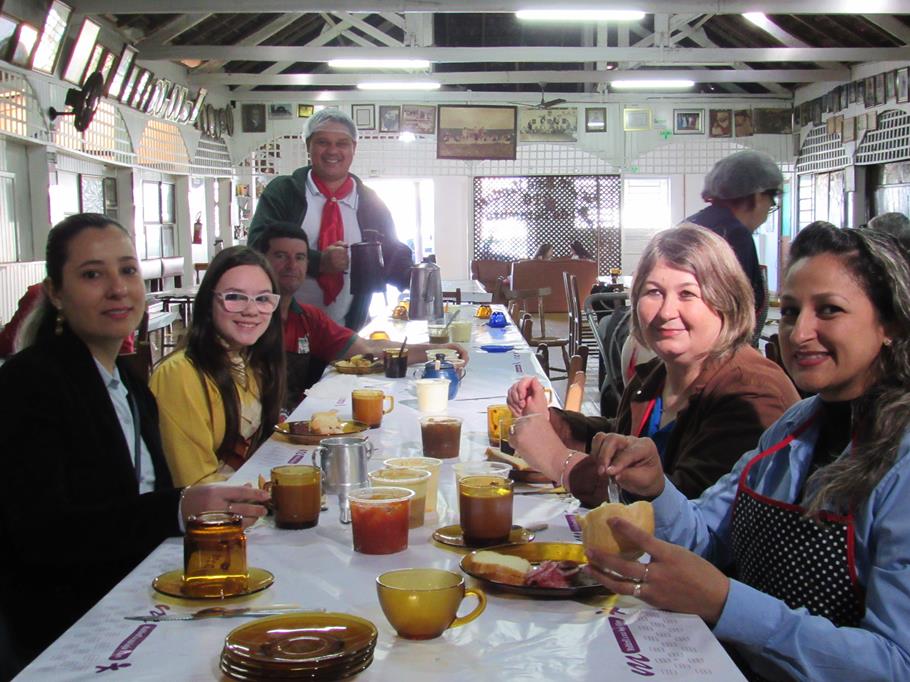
{"left": 470, "top": 550, "right": 532, "bottom": 586}
{"left": 579, "top": 501, "right": 655, "bottom": 562}
{"left": 485, "top": 446, "right": 532, "bottom": 471}
{"left": 310, "top": 410, "right": 344, "bottom": 435}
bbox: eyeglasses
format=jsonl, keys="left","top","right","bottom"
{"left": 215, "top": 291, "right": 280, "bottom": 313}
{"left": 763, "top": 189, "right": 782, "bottom": 213}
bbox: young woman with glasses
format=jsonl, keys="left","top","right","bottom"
{"left": 150, "top": 246, "right": 286, "bottom": 487}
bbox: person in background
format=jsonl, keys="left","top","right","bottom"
{"left": 534, "top": 243, "right": 554, "bottom": 260}
{"left": 0, "top": 214, "right": 268, "bottom": 676}
{"left": 867, "top": 211, "right": 910, "bottom": 250}
{"left": 569, "top": 240, "right": 594, "bottom": 260}
{"left": 687, "top": 149, "right": 783, "bottom": 343}
{"left": 150, "top": 247, "right": 286, "bottom": 487}
{"left": 248, "top": 108, "right": 413, "bottom": 331}
{"left": 252, "top": 223, "right": 467, "bottom": 411}
{"left": 508, "top": 225, "right": 799, "bottom": 501}
{"left": 586, "top": 223, "right": 910, "bottom": 681}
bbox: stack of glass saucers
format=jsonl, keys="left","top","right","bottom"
{"left": 220, "top": 612, "right": 378, "bottom": 680}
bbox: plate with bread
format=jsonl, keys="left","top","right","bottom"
{"left": 460, "top": 543, "right": 605, "bottom": 597}
{"left": 274, "top": 411, "right": 369, "bottom": 445}
{"left": 331, "top": 354, "right": 383, "bottom": 375}
{"left": 485, "top": 447, "right": 552, "bottom": 484}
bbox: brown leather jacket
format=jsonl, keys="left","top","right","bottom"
{"left": 563, "top": 345, "right": 800, "bottom": 504}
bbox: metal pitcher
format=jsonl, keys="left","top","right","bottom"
{"left": 408, "top": 261, "right": 443, "bottom": 321}
{"left": 311, "top": 436, "right": 373, "bottom": 523}
{"left": 349, "top": 230, "right": 385, "bottom": 297}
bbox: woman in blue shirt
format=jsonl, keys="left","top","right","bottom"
{"left": 586, "top": 223, "right": 910, "bottom": 681}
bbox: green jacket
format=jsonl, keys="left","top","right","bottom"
{"left": 249, "top": 166, "right": 413, "bottom": 330}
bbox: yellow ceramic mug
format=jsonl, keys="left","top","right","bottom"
{"left": 376, "top": 568, "right": 486, "bottom": 639}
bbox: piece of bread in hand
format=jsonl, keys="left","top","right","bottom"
{"left": 309, "top": 410, "right": 344, "bottom": 435}
{"left": 485, "top": 446, "right": 532, "bottom": 471}
{"left": 579, "top": 501, "right": 655, "bottom": 562}
{"left": 470, "top": 550, "right": 532, "bottom": 585}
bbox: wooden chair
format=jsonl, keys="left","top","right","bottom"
{"left": 506, "top": 286, "right": 570, "bottom": 376}
{"left": 442, "top": 287, "right": 462, "bottom": 304}
{"left": 535, "top": 343, "right": 550, "bottom": 378}
{"left": 564, "top": 368, "right": 587, "bottom": 412}
{"left": 563, "top": 271, "right": 597, "bottom": 358}
{"left": 119, "top": 312, "right": 153, "bottom": 382}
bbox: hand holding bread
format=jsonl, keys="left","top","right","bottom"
{"left": 579, "top": 501, "right": 655, "bottom": 562}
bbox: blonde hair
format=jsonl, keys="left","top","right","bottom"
{"left": 630, "top": 224, "right": 755, "bottom": 357}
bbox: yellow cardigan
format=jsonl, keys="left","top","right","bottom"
{"left": 150, "top": 350, "right": 261, "bottom": 487}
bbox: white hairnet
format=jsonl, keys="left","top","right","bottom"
{"left": 304, "top": 108, "right": 358, "bottom": 142}
{"left": 702, "top": 150, "right": 783, "bottom": 201}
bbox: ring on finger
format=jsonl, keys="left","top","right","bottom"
{"left": 633, "top": 582, "right": 642, "bottom": 598}
{"left": 642, "top": 564, "right": 650, "bottom": 583}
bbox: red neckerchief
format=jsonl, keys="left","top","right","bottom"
{"left": 312, "top": 173, "right": 354, "bottom": 305}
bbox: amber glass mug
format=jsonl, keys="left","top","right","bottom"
{"left": 183, "top": 511, "right": 248, "bottom": 598}
{"left": 351, "top": 389, "right": 394, "bottom": 428}
{"left": 376, "top": 568, "right": 486, "bottom": 639}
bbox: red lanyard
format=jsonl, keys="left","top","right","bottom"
{"left": 635, "top": 397, "right": 659, "bottom": 437}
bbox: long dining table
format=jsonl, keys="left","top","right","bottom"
{"left": 15, "top": 305, "right": 745, "bottom": 681}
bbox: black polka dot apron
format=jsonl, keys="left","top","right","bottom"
{"left": 730, "top": 415, "right": 865, "bottom": 629}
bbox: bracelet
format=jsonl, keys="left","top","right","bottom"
{"left": 559, "top": 450, "right": 585, "bottom": 490}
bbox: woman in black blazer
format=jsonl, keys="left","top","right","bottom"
{"left": 0, "top": 214, "right": 270, "bottom": 677}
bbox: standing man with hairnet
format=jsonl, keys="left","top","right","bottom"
{"left": 249, "top": 108, "right": 413, "bottom": 331}
{"left": 686, "top": 150, "right": 783, "bottom": 342}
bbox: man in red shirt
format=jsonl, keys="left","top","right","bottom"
{"left": 253, "top": 224, "right": 466, "bottom": 410}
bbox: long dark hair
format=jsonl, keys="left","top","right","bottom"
{"left": 31, "top": 213, "right": 130, "bottom": 345}
{"left": 183, "top": 246, "right": 286, "bottom": 461}
{"left": 788, "top": 224, "right": 910, "bottom": 513}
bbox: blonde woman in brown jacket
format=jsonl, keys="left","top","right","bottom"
{"left": 508, "top": 225, "right": 799, "bottom": 503}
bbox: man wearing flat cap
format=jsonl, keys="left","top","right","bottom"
{"left": 686, "top": 150, "right": 783, "bottom": 341}
{"left": 249, "top": 108, "right": 413, "bottom": 331}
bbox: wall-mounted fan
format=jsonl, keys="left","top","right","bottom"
{"left": 49, "top": 71, "right": 104, "bottom": 132}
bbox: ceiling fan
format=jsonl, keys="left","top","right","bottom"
{"left": 509, "top": 83, "right": 568, "bottom": 109}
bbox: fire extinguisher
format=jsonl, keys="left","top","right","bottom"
{"left": 192, "top": 212, "right": 203, "bottom": 244}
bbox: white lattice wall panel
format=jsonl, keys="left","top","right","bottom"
{"left": 52, "top": 101, "right": 134, "bottom": 166}
{"left": 0, "top": 68, "right": 45, "bottom": 142}
{"left": 855, "top": 109, "right": 910, "bottom": 166}
{"left": 192, "top": 137, "right": 232, "bottom": 177}
{"left": 634, "top": 139, "right": 752, "bottom": 174}
{"left": 796, "top": 126, "right": 849, "bottom": 175}
{"left": 137, "top": 120, "right": 190, "bottom": 174}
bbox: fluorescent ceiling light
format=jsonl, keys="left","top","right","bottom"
{"left": 357, "top": 81, "right": 441, "bottom": 91}
{"left": 611, "top": 79, "right": 695, "bottom": 89}
{"left": 329, "top": 59, "right": 431, "bottom": 70}
{"left": 516, "top": 10, "right": 646, "bottom": 21}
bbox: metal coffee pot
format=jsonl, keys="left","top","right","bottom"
{"left": 311, "top": 435, "right": 373, "bottom": 523}
{"left": 349, "top": 230, "right": 385, "bottom": 297}
{"left": 408, "top": 261, "right": 443, "bottom": 321}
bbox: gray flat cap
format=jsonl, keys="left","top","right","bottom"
{"left": 304, "top": 108, "right": 358, "bottom": 142}
{"left": 702, "top": 150, "right": 783, "bottom": 201}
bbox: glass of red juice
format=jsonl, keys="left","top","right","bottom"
{"left": 349, "top": 487, "right": 414, "bottom": 555}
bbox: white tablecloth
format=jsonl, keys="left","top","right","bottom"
{"left": 15, "top": 310, "right": 745, "bottom": 682}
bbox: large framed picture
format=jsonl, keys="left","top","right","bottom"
{"left": 753, "top": 108, "right": 793, "bottom": 134}
{"left": 268, "top": 103, "right": 293, "bottom": 120}
{"left": 518, "top": 107, "right": 577, "bottom": 142}
{"left": 351, "top": 104, "right": 375, "bottom": 131}
{"left": 622, "top": 107, "right": 651, "bottom": 132}
{"left": 437, "top": 105, "right": 517, "bottom": 160}
{"left": 709, "top": 109, "right": 732, "bottom": 138}
{"left": 379, "top": 105, "right": 400, "bottom": 133}
{"left": 673, "top": 109, "right": 704, "bottom": 135}
{"left": 241, "top": 103, "right": 266, "bottom": 133}
{"left": 735, "top": 109, "right": 754, "bottom": 137}
{"left": 401, "top": 104, "right": 436, "bottom": 134}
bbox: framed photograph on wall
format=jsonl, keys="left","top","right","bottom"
{"left": 351, "top": 104, "right": 375, "bottom": 130}
{"left": 584, "top": 107, "right": 606, "bottom": 133}
{"left": 709, "top": 109, "right": 732, "bottom": 138}
{"left": 402, "top": 104, "right": 436, "bottom": 134}
{"left": 379, "top": 105, "right": 400, "bottom": 133}
{"left": 297, "top": 104, "right": 314, "bottom": 118}
{"left": 518, "top": 107, "right": 577, "bottom": 142}
{"left": 241, "top": 103, "right": 266, "bottom": 133}
{"left": 735, "top": 109, "right": 754, "bottom": 137}
{"left": 898, "top": 67, "right": 910, "bottom": 104}
{"left": 437, "top": 105, "right": 517, "bottom": 160}
{"left": 268, "top": 103, "right": 293, "bottom": 120}
{"left": 673, "top": 109, "right": 704, "bottom": 134}
{"left": 753, "top": 108, "right": 792, "bottom": 134}
{"left": 622, "top": 107, "right": 651, "bottom": 132}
